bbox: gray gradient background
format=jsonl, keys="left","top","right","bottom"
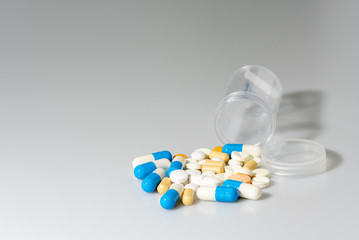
{"left": 1, "top": 1, "right": 358, "bottom": 239}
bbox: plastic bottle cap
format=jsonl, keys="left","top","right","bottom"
{"left": 262, "top": 139, "right": 326, "bottom": 177}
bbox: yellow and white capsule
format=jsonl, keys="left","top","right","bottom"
{"left": 182, "top": 183, "right": 198, "bottom": 206}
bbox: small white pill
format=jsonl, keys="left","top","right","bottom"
{"left": 185, "top": 158, "right": 198, "bottom": 164}
{"left": 190, "top": 175, "right": 222, "bottom": 186}
{"left": 235, "top": 168, "right": 253, "bottom": 176}
{"left": 185, "top": 169, "right": 202, "bottom": 176}
{"left": 252, "top": 176, "right": 270, "bottom": 188}
{"left": 170, "top": 170, "right": 189, "bottom": 184}
{"left": 185, "top": 163, "right": 202, "bottom": 170}
{"left": 211, "top": 158, "right": 225, "bottom": 162}
{"left": 194, "top": 148, "right": 211, "bottom": 155}
{"left": 228, "top": 159, "right": 244, "bottom": 166}
{"left": 253, "top": 168, "right": 270, "bottom": 177}
{"left": 202, "top": 170, "right": 216, "bottom": 177}
{"left": 191, "top": 151, "right": 207, "bottom": 160}
{"left": 231, "top": 151, "right": 251, "bottom": 162}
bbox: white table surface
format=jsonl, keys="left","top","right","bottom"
{"left": 1, "top": 1, "right": 358, "bottom": 239}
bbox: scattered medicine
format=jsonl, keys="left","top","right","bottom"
{"left": 133, "top": 144, "right": 271, "bottom": 209}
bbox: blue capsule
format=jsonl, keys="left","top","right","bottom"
{"left": 167, "top": 155, "right": 186, "bottom": 177}
{"left": 141, "top": 168, "right": 166, "bottom": 192}
{"left": 160, "top": 183, "right": 183, "bottom": 209}
{"left": 134, "top": 162, "right": 156, "bottom": 180}
{"left": 222, "top": 144, "right": 243, "bottom": 155}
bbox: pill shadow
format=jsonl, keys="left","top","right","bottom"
{"left": 325, "top": 149, "right": 343, "bottom": 172}
{"left": 275, "top": 90, "right": 323, "bottom": 140}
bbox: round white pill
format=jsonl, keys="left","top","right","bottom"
{"left": 202, "top": 170, "right": 216, "bottom": 177}
{"left": 185, "top": 169, "right": 202, "bottom": 175}
{"left": 191, "top": 151, "right": 207, "bottom": 160}
{"left": 185, "top": 163, "right": 202, "bottom": 170}
{"left": 185, "top": 158, "right": 198, "bottom": 164}
{"left": 194, "top": 148, "right": 211, "bottom": 155}
{"left": 170, "top": 170, "right": 189, "bottom": 184}
{"left": 235, "top": 168, "right": 253, "bottom": 176}
{"left": 253, "top": 168, "right": 270, "bottom": 177}
{"left": 252, "top": 176, "right": 270, "bottom": 188}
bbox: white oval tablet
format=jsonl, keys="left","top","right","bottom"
{"left": 235, "top": 168, "right": 253, "bottom": 176}
{"left": 252, "top": 176, "right": 270, "bottom": 188}
{"left": 194, "top": 148, "right": 211, "bottom": 155}
{"left": 191, "top": 151, "right": 207, "bottom": 160}
{"left": 170, "top": 170, "right": 189, "bottom": 184}
{"left": 252, "top": 168, "right": 269, "bottom": 177}
{"left": 185, "top": 169, "right": 201, "bottom": 176}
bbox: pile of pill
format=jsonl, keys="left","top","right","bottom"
{"left": 132, "top": 144, "right": 271, "bottom": 209}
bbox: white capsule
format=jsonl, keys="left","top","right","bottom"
{"left": 191, "top": 151, "right": 207, "bottom": 160}
{"left": 252, "top": 176, "right": 270, "bottom": 188}
{"left": 196, "top": 186, "right": 216, "bottom": 201}
{"left": 238, "top": 182, "right": 262, "bottom": 200}
{"left": 202, "top": 170, "right": 216, "bottom": 177}
{"left": 154, "top": 158, "right": 171, "bottom": 170}
{"left": 222, "top": 180, "right": 262, "bottom": 200}
{"left": 170, "top": 183, "right": 184, "bottom": 194}
{"left": 194, "top": 148, "right": 211, "bottom": 155}
{"left": 190, "top": 175, "right": 222, "bottom": 186}
{"left": 185, "top": 169, "right": 202, "bottom": 176}
{"left": 170, "top": 169, "right": 189, "bottom": 184}
{"left": 252, "top": 168, "right": 269, "bottom": 177}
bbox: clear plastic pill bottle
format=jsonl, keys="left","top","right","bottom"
{"left": 215, "top": 65, "right": 282, "bottom": 145}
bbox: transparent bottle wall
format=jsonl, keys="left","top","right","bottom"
{"left": 215, "top": 66, "right": 282, "bottom": 145}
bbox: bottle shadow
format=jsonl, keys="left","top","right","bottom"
{"left": 273, "top": 90, "right": 343, "bottom": 172}
{"left": 274, "top": 90, "right": 323, "bottom": 140}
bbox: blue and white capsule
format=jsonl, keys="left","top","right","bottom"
{"left": 134, "top": 158, "right": 171, "bottom": 180}
{"left": 222, "top": 179, "right": 262, "bottom": 200}
{"left": 167, "top": 155, "right": 186, "bottom": 177}
{"left": 160, "top": 183, "right": 184, "bottom": 209}
{"left": 222, "top": 144, "right": 261, "bottom": 157}
{"left": 141, "top": 168, "right": 166, "bottom": 192}
{"left": 196, "top": 186, "right": 239, "bottom": 202}
{"left": 132, "top": 150, "right": 172, "bottom": 168}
